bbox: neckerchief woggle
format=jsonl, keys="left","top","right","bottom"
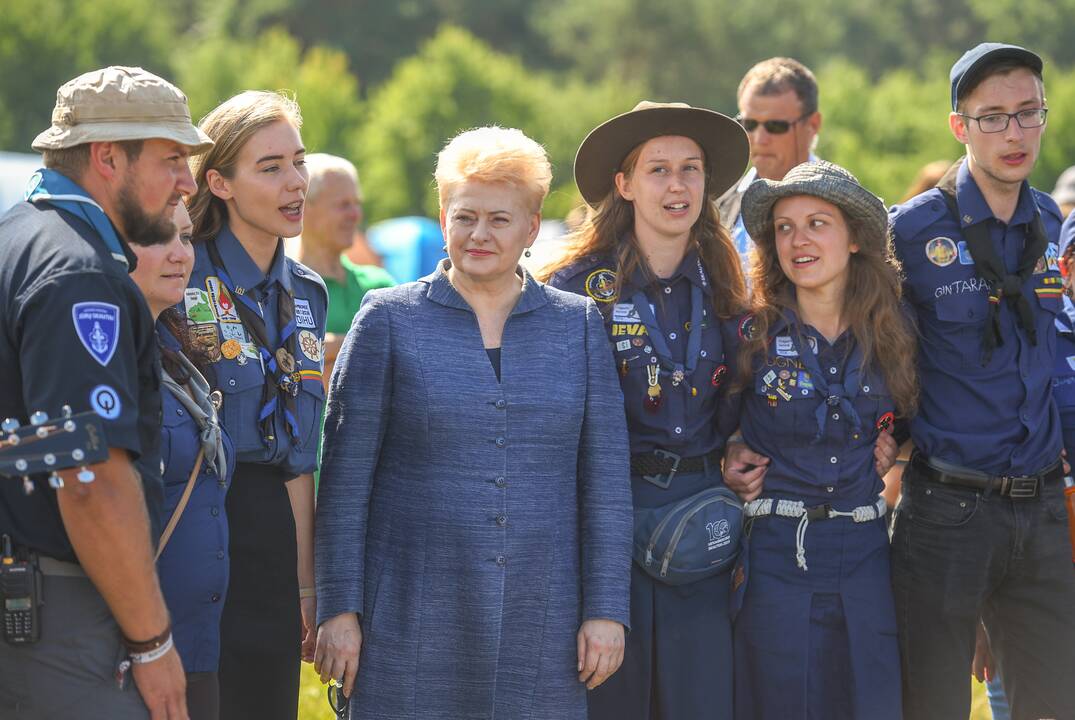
{"left": 631, "top": 282, "right": 704, "bottom": 385}
{"left": 206, "top": 238, "right": 301, "bottom": 445}
{"left": 25, "top": 169, "right": 129, "bottom": 269}
{"left": 784, "top": 315, "right": 864, "bottom": 443}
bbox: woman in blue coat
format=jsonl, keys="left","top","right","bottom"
{"left": 128, "top": 201, "right": 235, "bottom": 719}
{"left": 722, "top": 161, "right": 918, "bottom": 719}
{"left": 313, "top": 126, "right": 633, "bottom": 719}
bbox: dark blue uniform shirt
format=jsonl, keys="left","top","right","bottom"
{"left": 156, "top": 329, "right": 236, "bottom": 673}
{"left": 722, "top": 313, "right": 893, "bottom": 507}
{"left": 1052, "top": 298, "right": 1075, "bottom": 462}
{"left": 188, "top": 226, "right": 327, "bottom": 476}
{"left": 548, "top": 250, "right": 729, "bottom": 457}
{"left": 890, "top": 160, "right": 1064, "bottom": 475}
{"left": 0, "top": 199, "right": 162, "bottom": 560}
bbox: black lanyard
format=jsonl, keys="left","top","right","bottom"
{"left": 206, "top": 239, "right": 300, "bottom": 445}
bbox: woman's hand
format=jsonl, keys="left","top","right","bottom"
{"left": 576, "top": 619, "right": 625, "bottom": 690}
{"left": 300, "top": 595, "right": 317, "bottom": 663}
{"left": 723, "top": 442, "right": 769, "bottom": 502}
{"left": 314, "top": 612, "right": 363, "bottom": 698}
{"left": 874, "top": 428, "right": 899, "bottom": 477}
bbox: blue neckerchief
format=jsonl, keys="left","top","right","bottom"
{"left": 779, "top": 312, "right": 865, "bottom": 443}
{"left": 632, "top": 284, "right": 704, "bottom": 383}
{"left": 24, "top": 168, "right": 129, "bottom": 269}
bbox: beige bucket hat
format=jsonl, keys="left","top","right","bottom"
{"left": 32, "top": 66, "right": 213, "bottom": 154}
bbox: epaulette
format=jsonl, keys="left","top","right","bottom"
{"left": 889, "top": 188, "right": 950, "bottom": 242}
{"left": 287, "top": 258, "right": 329, "bottom": 301}
{"left": 1031, "top": 188, "right": 1063, "bottom": 224}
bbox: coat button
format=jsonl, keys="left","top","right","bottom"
{"left": 494, "top": 476, "right": 506, "bottom": 488}
{"left": 496, "top": 514, "right": 507, "bottom": 526}
{"left": 495, "top": 399, "right": 506, "bottom": 409}
{"left": 228, "top": 378, "right": 237, "bottom": 387}
{"left": 211, "top": 507, "right": 220, "bottom": 517}
{"left": 669, "top": 332, "right": 677, "bottom": 340}
{"left": 664, "top": 286, "right": 672, "bottom": 294}
{"left": 830, "top": 456, "right": 838, "bottom": 464}
{"left": 832, "top": 413, "right": 840, "bottom": 421}
{"left": 829, "top": 367, "right": 837, "bottom": 375}
{"left": 495, "top": 437, "right": 505, "bottom": 448}
{"left": 826, "top": 486, "right": 835, "bottom": 493}
{"left": 495, "top": 555, "right": 506, "bottom": 566}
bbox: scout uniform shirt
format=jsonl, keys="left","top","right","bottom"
{"left": 0, "top": 176, "right": 163, "bottom": 561}
{"left": 187, "top": 226, "right": 327, "bottom": 477}
{"left": 548, "top": 250, "right": 730, "bottom": 457}
{"left": 1053, "top": 296, "right": 1075, "bottom": 461}
{"left": 890, "top": 159, "right": 1064, "bottom": 476}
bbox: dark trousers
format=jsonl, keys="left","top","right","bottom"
{"left": 588, "top": 468, "right": 734, "bottom": 720}
{"left": 218, "top": 464, "right": 300, "bottom": 720}
{"left": 186, "top": 671, "right": 219, "bottom": 720}
{"left": 891, "top": 460, "right": 1075, "bottom": 720}
{"left": 0, "top": 570, "right": 148, "bottom": 719}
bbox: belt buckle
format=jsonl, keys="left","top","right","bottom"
{"left": 1005, "top": 475, "right": 1039, "bottom": 499}
{"left": 805, "top": 503, "right": 832, "bottom": 521}
{"left": 642, "top": 449, "right": 681, "bottom": 489}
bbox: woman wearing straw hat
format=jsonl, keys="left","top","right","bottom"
{"left": 723, "top": 160, "right": 916, "bottom": 718}
{"left": 543, "top": 101, "right": 752, "bottom": 719}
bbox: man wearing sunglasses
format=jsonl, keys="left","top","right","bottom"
{"left": 889, "top": 43, "right": 1075, "bottom": 720}
{"left": 717, "top": 57, "right": 822, "bottom": 274}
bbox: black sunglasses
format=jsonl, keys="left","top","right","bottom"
{"left": 735, "top": 113, "right": 810, "bottom": 134}
{"left": 327, "top": 681, "right": 349, "bottom": 719}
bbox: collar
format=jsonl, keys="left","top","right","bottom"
{"left": 420, "top": 258, "right": 548, "bottom": 316}
{"left": 738, "top": 152, "right": 820, "bottom": 193}
{"left": 955, "top": 158, "right": 1038, "bottom": 228}
{"left": 215, "top": 225, "right": 290, "bottom": 293}
{"left": 25, "top": 168, "right": 137, "bottom": 270}
{"left": 621, "top": 248, "right": 709, "bottom": 296}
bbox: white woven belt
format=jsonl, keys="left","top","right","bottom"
{"left": 743, "top": 496, "right": 887, "bottom": 572}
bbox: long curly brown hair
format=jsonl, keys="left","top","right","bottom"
{"left": 539, "top": 143, "right": 747, "bottom": 318}
{"left": 735, "top": 204, "right": 918, "bottom": 417}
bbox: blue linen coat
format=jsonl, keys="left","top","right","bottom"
{"left": 315, "top": 262, "right": 633, "bottom": 719}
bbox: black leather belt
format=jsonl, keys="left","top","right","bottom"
{"left": 910, "top": 453, "right": 1063, "bottom": 499}
{"left": 631, "top": 448, "right": 722, "bottom": 489}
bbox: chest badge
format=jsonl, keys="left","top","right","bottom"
{"left": 585, "top": 268, "right": 617, "bottom": 303}
{"left": 876, "top": 411, "right": 895, "bottom": 433}
{"left": 926, "top": 237, "right": 958, "bottom": 267}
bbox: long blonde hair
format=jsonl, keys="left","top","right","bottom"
{"left": 540, "top": 143, "right": 747, "bottom": 318}
{"left": 187, "top": 91, "right": 303, "bottom": 243}
{"left": 736, "top": 205, "right": 919, "bottom": 416}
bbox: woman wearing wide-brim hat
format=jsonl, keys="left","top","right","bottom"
{"left": 722, "top": 160, "right": 917, "bottom": 718}
{"left": 542, "top": 101, "right": 750, "bottom": 719}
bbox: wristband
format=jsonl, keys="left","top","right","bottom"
{"left": 299, "top": 587, "right": 316, "bottom": 599}
{"left": 129, "top": 633, "right": 174, "bottom": 664}
{"left": 122, "top": 623, "right": 171, "bottom": 654}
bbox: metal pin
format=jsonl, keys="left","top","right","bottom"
{"left": 64, "top": 420, "right": 76, "bottom": 433}
{"left": 14, "top": 459, "right": 28, "bottom": 472}
{"left": 30, "top": 411, "right": 48, "bottom": 426}
{"left": 43, "top": 453, "right": 56, "bottom": 466}
{"left": 48, "top": 473, "right": 64, "bottom": 489}
{"left": 35, "top": 426, "right": 48, "bottom": 438}
{"left": 22, "top": 477, "right": 34, "bottom": 495}
{"left": 77, "top": 467, "right": 95, "bottom": 484}
{"left": 6, "top": 434, "right": 19, "bottom": 446}
{"left": 72, "top": 449, "right": 85, "bottom": 462}
{"left": 1, "top": 418, "right": 18, "bottom": 432}
{"left": 61, "top": 405, "right": 72, "bottom": 418}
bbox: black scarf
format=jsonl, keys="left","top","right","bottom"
{"left": 935, "top": 161, "right": 1049, "bottom": 364}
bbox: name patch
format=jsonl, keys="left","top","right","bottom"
{"left": 205, "top": 277, "right": 240, "bottom": 323}
{"left": 933, "top": 277, "right": 989, "bottom": 299}
{"left": 775, "top": 335, "right": 798, "bottom": 357}
{"left": 294, "top": 298, "right": 317, "bottom": 329}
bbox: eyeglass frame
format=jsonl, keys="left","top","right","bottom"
{"left": 957, "top": 107, "right": 1048, "bottom": 134}
{"left": 734, "top": 112, "right": 813, "bottom": 135}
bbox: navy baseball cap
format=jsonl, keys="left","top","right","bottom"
{"left": 950, "top": 43, "right": 1043, "bottom": 110}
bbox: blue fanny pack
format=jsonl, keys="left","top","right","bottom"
{"left": 633, "top": 485, "right": 744, "bottom": 585}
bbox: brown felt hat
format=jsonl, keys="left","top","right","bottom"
{"left": 574, "top": 100, "right": 749, "bottom": 207}
{"left": 32, "top": 66, "right": 213, "bottom": 154}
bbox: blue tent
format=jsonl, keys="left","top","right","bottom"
{"left": 366, "top": 216, "right": 446, "bottom": 283}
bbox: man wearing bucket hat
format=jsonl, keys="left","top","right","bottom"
{"left": 888, "top": 43, "right": 1075, "bottom": 718}
{"left": 722, "top": 160, "right": 916, "bottom": 718}
{"left": 542, "top": 100, "right": 752, "bottom": 720}
{"left": 0, "top": 66, "right": 212, "bottom": 719}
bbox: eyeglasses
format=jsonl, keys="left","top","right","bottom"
{"left": 327, "top": 680, "right": 349, "bottom": 719}
{"left": 735, "top": 113, "right": 809, "bottom": 134}
{"left": 959, "top": 108, "right": 1048, "bottom": 134}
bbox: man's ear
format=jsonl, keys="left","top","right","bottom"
{"left": 87, "top": 142, "right": 122, "bottom": 181}
{"left": 949, "top": 112, "right": 970, "bottom": 145}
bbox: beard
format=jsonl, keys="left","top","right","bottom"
{"left": 117, "top": 178, "right": 177, "bottom": 247}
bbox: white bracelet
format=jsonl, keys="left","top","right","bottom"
{"left": 129, "top": 633, "right": 174, "bottom": 664}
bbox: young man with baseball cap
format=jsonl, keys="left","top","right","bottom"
{"left": 888, "top": 43, "right": 1075, "bottom": 719}
{"left": 0, "top": 66, "right": 212, "bottom": 720}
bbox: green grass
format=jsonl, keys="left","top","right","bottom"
{"left": 298, "top": 661, "right": 995, "bottom": 719}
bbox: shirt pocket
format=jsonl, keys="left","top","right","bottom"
{"left": 1032, "top": 273, "right": 1063, "bottom": 316}
{"left": 934, "top": 293, "right": 989, "bottom": 368}
{"left": 754, "top": 366, "right": 818, "bottom": 448}
{"left": 214, "top": 360, "right": 268, "bottom": 455}
{"left": 296, "top": 377, "right": 326, "bottom": 449}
